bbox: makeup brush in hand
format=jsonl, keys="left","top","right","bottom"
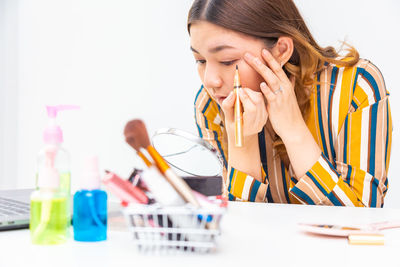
{"left": 234, "top": 65, "right": 244, "bottom": 147}
{"left": 124, "top": 119, "right": 200, "bottom": 208}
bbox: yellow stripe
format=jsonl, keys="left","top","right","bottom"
{"left": 338, "top": 67, "right": 354, "bottom": 129}
{"left": 232, "top": 170, "right": 247, "bottom": 198}
{"left": 349, "top": 109, "right": 361, "bottom": 168}
{"left": 353, "top": 84, "right": 369, "bottom": 109}
{"left": 386, "top": 101, "right": 392, "bottom": 173}
{"left": 337, "top": 179, "right": 363, "bottom": 207}
{"left": 352, "top": 169, "right": 367, "bottom": 201}
{"left": 306, "top": 90, "right": 322, "bottom": 148}
{"left": 309, "top": 162, "right": 336, "bottom": 192}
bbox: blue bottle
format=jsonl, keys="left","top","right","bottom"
{"left": 73, "top": 156, "right": 107, "bottom": 242}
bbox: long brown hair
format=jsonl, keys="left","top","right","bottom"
{"left": 187, "top": 0, "right": 359, "bottom": 160}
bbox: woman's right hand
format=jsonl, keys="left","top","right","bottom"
{"left": 221, "top": 88, "right": 268, "bottom": 141}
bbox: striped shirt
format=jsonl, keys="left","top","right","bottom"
{"left": 194, "top": 59, "right": 392, "bottom": 207}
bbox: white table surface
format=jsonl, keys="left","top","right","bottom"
{"left": 1, "top": 202, "right": 400, "bottom": 267}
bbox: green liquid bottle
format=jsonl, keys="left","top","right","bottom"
{"left": 59, "top": 172, "right": 71, "bottom": 229}
{"left": 31, "top": 142, "right": 70, "bottom": 245}
{"left": 32, "top": 105, "right": 78, "bottom": 244}
{"left": 30, "top": 191, "right": 68, "bottom": 245}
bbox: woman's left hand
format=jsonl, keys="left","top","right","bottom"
{"left": 244, "top": 49, "right": 306, "bottom": 142}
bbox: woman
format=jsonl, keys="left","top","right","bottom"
{"left": 188, "top": 0, "right": 392, "bottom": 207}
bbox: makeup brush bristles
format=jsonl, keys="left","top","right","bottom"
{"left": 124, "top": 119, "right": 152, "bottom": 167}
{"left": 124, "top": 119, "right": 151, "bottom": 149}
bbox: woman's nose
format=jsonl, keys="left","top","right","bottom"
{"left": 203, "top": 66, "right": 223, "bottom": 91}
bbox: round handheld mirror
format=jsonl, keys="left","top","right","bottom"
{"left": 151, "top": 128, "right": 223, "bottom": 177}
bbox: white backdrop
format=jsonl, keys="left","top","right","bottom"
{"left": 1, "top": 0, "right": 399, "bottom": 207}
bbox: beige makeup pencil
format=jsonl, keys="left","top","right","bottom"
{"left": 234, "top": 65, "right": 243, "bottom": 147}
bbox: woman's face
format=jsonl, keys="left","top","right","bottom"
{"left": 190, "top": 21, "right": 268, "bottom": 105}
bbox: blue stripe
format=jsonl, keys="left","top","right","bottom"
{"left": 196, "top": 122, "right": 203, "bottom": 138}
{"left": 362, "top": 69, "right": 381, "bottom": 102}
{"left": 203, "top": 116, "right": 209, "bottom": 129}
{"left": 213, "top": 131, "right": 227, "bottom": 169}
{"left": 258, "top": 128, "right": 268, "bottom": 182}
{"left": 194, "top": 87, "right": 203, "bottom": 138}
{"left": 321, "top": 152, "right": 340, "bottom": 177}
{"left": 280, "top": 162, "right": 290, "bottom": 203}
{"left": 316, "top": 72, "right": 329, "bottom": 158}
{"left": 228, "top": 193, "right": 235, "bottom": 201}
{"left": 327, "top": 192, "right": 343, "bottom": 206}
{"left": 383, "top": 177, "right": 388, "bottom": 195}
{"left": 194, "top": 85, "right": 204, "bottom": 104}
{"left": 249, "top": 180, "right": 261, "bottom": 202}
{"left": 351, "top": 100, "right": 358, "bottom": 110}
{"left": 227, "top": 167, "right": 235, "bottom": 193}
{"left": 202, "top": 98, "right": 212, "bottom": 129}
{"left": 266, "top": 186, "right": 273, "bottom": 203}
{"left": 290, "top": 187, "right": 315, "bottom": 205}
{"left": 352, "top": 68, "right": 360, "bottom": 95}
{"left": 327, "top": 67, "right": 338, "bottom": 163}
{"left": 369, "top": 104, "right": 378, "bottom": 174}
{"left": 291, "top": 177, "right": 298, "bottom": 184}
{"left": 343, "top": 116, "right": 349, "bottom": 163}
{"left": 305, "top": 171, "right": 328, "bottom": 196}
{"left": 194, "top": 102, "right": 203, "bottom": 138}
{"left": 370, "top": 178, "right": 379, "bottom": 208}
{"left": 202, "top": 98, "right": 211, "bottom": 114}
{"left": 345, "top": 165, "right": 352, "bottom": 186}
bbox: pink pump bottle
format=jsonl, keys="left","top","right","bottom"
{"left": 36, "top": 105, "right": 79, "bottom": 226}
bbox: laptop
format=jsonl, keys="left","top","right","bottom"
{"left": 0, "top": 189, "right": 33, "bottom": 230}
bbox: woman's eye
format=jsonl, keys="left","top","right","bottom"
{"left": 195, "top": 59, "right": 206, "bottom": 65}
{"left": 220, "top": 60, "right": 237, "bottom": 66}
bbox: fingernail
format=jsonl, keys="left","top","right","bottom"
{"left": 260, "top": 82, "right": 267, "bottom": 89}
{"left": 262, "top": 49, "right": 269, "bottom": 55}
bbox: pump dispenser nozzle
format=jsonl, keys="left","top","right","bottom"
{"left": 80, "top": 156, "right": 101, "bottom": 190}
{"left": 44, "top": 105, "right": 79, "bottom": 144}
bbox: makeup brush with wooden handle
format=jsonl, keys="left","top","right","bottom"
{"left": 124, "top": 119, "right": 200, "bottom": 208}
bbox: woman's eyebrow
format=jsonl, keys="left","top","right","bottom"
{"left": 190, "top": 46, "right": 200, "bottom": 53}
{"left": 190, "top": 45, "right": 236, "bottom": 54}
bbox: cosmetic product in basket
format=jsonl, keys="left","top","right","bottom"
{"left": 102, "top": 171, "right": 149, "bottom": 205}
{"left": 123, "top": 191, "right": 227, "bottom": 253}
{"left": 124, "top": 119, "right": 200, "bottom": 208}
{"left": 140, "top": 167, "right": 186, "bottom": 206}
{"left": 128, "top": 168, "right": 150, "bottom": 193}
{"left": 134, "top": 155, "right": 213, "bottom": 243}
{"left": 73, "top": 156, "right": 107, "bottom": 242}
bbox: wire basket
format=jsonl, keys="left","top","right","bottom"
{"left": 123, "top": 200, "right": 226, "bottom": 254}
